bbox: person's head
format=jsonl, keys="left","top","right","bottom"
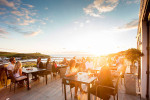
{"left": 47, "top": 57, "right": 51, "bottom": 62}
{"left": 64, "top": 58, "right": 67, "bottom": 61}
{"left": 37, "top": 57, "right": 41, "bottom": 64}
{"left": 119, "top": 58, "right": 124, "bottom": 64}
{"left": 82, "top": 57, "right": 85, "bottom": 62}
{"left": 73, "top": 56, "right": 76, "bottom": 60}
{"left": 69, "top": 59, "right": 76, "bottom": 69}
{"left": 38, "top": 57, "right": 41, "bottom": 62}
{"left": 86, "top": 57, "right": 91, "bottom": 62}
{"left": 9, "top": 57, "right": 16, "bottom": 64}
{"left": 53, "top": 61, "right": 56, "bottom": 64}
{"left": 99, "top": 66, "right": 112, "bottom": 82}
{"left": 14, "top": 61, "right": 22, "bottom": 74}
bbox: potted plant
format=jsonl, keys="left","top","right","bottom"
{"left": 124, "top": 48, "right": 143, "bottom": 95}
{"left": 125, "top": 48, "right": 143, "bottom": 73}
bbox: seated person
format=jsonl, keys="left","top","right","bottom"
{"left": 65, "top": 59, "right": 85, "bottom": 98}
{"left": 13, "top": 61, "right": 27, "bottom": 86}
{"left": 90, "top": 66, "right": 114, "bottom": 100}
{"left": 46, "top": 57, "right": 52, "bottom": 72}
{"left": 52, "top": 61, "right": 58, "bottom": 78}
{"left": 7, "top": 57, "right": 16, "bottom": 72}
{"left": 61, "top": 57, "right": 68, "bottom": 65}
{"left": 81, "top": 57, "right": 86, "bottom": 71}
{"left": 113, "top": 58, "right": 126, "bottom": 77}
{"left": 85, "top": 57, "right": 94, "bottom": 70}
{"left": 38, "top": 57, "right": 44, "bottom": 69}
{"left": 32, "top": 57, "right": 44, "bottom": 80}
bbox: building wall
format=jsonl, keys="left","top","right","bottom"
{"left": 141, "top": 20, "right": 147, "bottom": 99}
{"left": 140, "top": 20, "right": 150, "bottom": 99}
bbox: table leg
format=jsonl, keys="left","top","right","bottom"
{"left": 64, "top": 82, "right": 67, "bottom": 100}
{"left": 88, "top": 83, "right": 90, "bottom": 100}
{"left": 46, "top": 73, "right": 47, "bottom": 85}
{"left": 27, "top": 73, "right": 30, "bottom": 90}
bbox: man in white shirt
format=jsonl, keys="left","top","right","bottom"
{"left": 85, "top": 57, "right": 94, "bottom": 70}
{"left": 7, "top": 57, "right": 16, "bottom": 71}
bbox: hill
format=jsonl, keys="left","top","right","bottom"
{"left": 0, "top": 51, "right": 50, "bottom": 59}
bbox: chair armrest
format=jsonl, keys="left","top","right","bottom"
{"left": 96, "top": 85, "right": 115, "bottom": 97}
{"left": 96, "top": 85, "right": 115, "bottom": 90}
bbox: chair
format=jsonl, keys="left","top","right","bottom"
{"left": 46, "top": 63, "right": 53, "bottom": 80}
{"left": 60, "top": 67, "right": 75, "bottom": 98}
{"left": 95, "top": 75, "right": 121, "bottom": 100}
{"left": 46, "top": 70, "right": 52, "bottom": 80}
{"left": 38, "top": 64, "right": 47, "bottom": 83}
{"left": 4, "top": 67, "right": 11, "bottom": 88}
{"left": 7, "top": 70, "right": 27, "bottom": 93}
{"left": 90, "top": 75, "right": 121, "bottom": 100}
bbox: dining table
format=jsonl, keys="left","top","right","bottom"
{"left": 22, "top": 67, "right": 47, "bottom": 90}
{"left": 63, "top": 72, "right": 97, "bottom": 100}
{"left": 57, "top": 64, "right": 67, "bottom": 68}
{"left": 90, "top": 67, "right": 101, "bottom": 73}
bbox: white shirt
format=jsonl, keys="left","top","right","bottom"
{"left": 85, "top": 61, "right": 94, "bottom": 69}
{"left": 65, "top": 66, "right": 77, "bottom": 75}
{"left": 7, "top": 63, "right": 15, "bottom": 71}
{"left": 14, "top": 69, "right": 20, "bottom": 78}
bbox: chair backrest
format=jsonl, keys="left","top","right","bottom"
{"left": 7, "top": 69, "right": 16, "bottom": 82}
{"left": 46, "top": 63, "right": 52, "bottom": 71}
{"left": 59, "top": 67, "right": 67, "bottom": 78}
{"left": 114, "top": 74, "right": 121, "bottom": 94}
{"left": 4, "top": 67, "right": 10, "bottom": 78}
{"left": 0, "top": 65, "right": 5, "bottom": 82}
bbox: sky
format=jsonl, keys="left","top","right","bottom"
{"left": 0, "top": 0, "right": 140, "bottom": 56}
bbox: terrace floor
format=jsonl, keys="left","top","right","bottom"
{"left": 0, "top": 75, "right": 141, "bottom": 100}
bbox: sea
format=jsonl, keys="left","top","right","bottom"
{"left": 0, "top": 56, "right": 87, "bottom": 65}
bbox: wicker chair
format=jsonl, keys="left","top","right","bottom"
{"left": 7, "top": 70, "right": 27, "bottom": 93}
{"left": 95, "top": 75, "right": 121, "bottom": 100}
{"left": 4, "top": 67, "right": 11, "bottom": 88}
{"left": 60, "top": 67, "right": 75, "bottom": 98}
{"left": 90, "top": 74, "right": 121, "bottom": 100}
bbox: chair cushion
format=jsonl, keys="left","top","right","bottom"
{"left": 15, "top": 76, "right": 27, "bottom": 81}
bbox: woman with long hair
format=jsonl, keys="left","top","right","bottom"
{"left": 46, "top": 57, "right": 52, "bottom": 79}
{"left": 90, "top": 66, "right": 114, "bottom": 100}
{"left": 65, "top": 59, "right": 85, "bottom": 98}
{"left": 14, "top": 61, "right": 23, "bottom": 77}
{"left": 46, "top": 57, "right": 52, "bottom": 70}
{"left": 13, "top": 61, "right": 27, "bottom": 86}
{"left": 37, "top": 57, "right": 44, "bottom": 68}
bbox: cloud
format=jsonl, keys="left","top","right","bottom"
{"left": 0, "top": 28, "right": 8, "bottom": 39}
{"left": 117, "top": 19, "right": 139, "bottom": 30}
{"left": 19, "top": 19, "right": 36, "bottom": 25}
{"left": 50, "top": 20, "right": 53, "bottom": 23}
{"left": 11, "top": 10, "right": 24, "bottom": 16}
{"left": 0, "top": 28, "right": 8, "bottom": 34}
{"left": 44, "top": 17, "right": 49, "bottom": 20}
{"left": 45, "top": 7, "right": 48, "bottom": 10}
{"left": 24, "top": 30, "right": 41, "bottom": 37}
{"left": 80, "top": 23, "right": 84, "bottom": 27}
{"left": 23, "top": 4, "right": 34, "bottom": 8}
{"left": 8, "top": 25, "right": 23, "bottom": 33}
{"left": 0, "top": 8, "right": 6, "bottom": 10}
{"left": 41, "top": 21, "right": 46, "bottom": 25}
{"left": 5, "top": 3, "right": 36, "bottom": 26}
{"left": 0, "top": 12, "right": 5, "bottom": 15}
{"left": 86, "top": 20, "right": 90, "bottom": 23}
{"left": 74, "top": 21, "right": 79, "bottom": 24}
{"left": 8, "top": 25, "right": 41, "bottom": 37}
{"left": 126, "top": 0, "right": 140, "bottom": 4}
{"left": 0, "top": 0, "right": 16, "bottom": 9}
{"left": 0, "top": 34, "right": 7, "bottom": 39}
{"left": 83, "top": 0, "right": 118, "bottom": 17}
